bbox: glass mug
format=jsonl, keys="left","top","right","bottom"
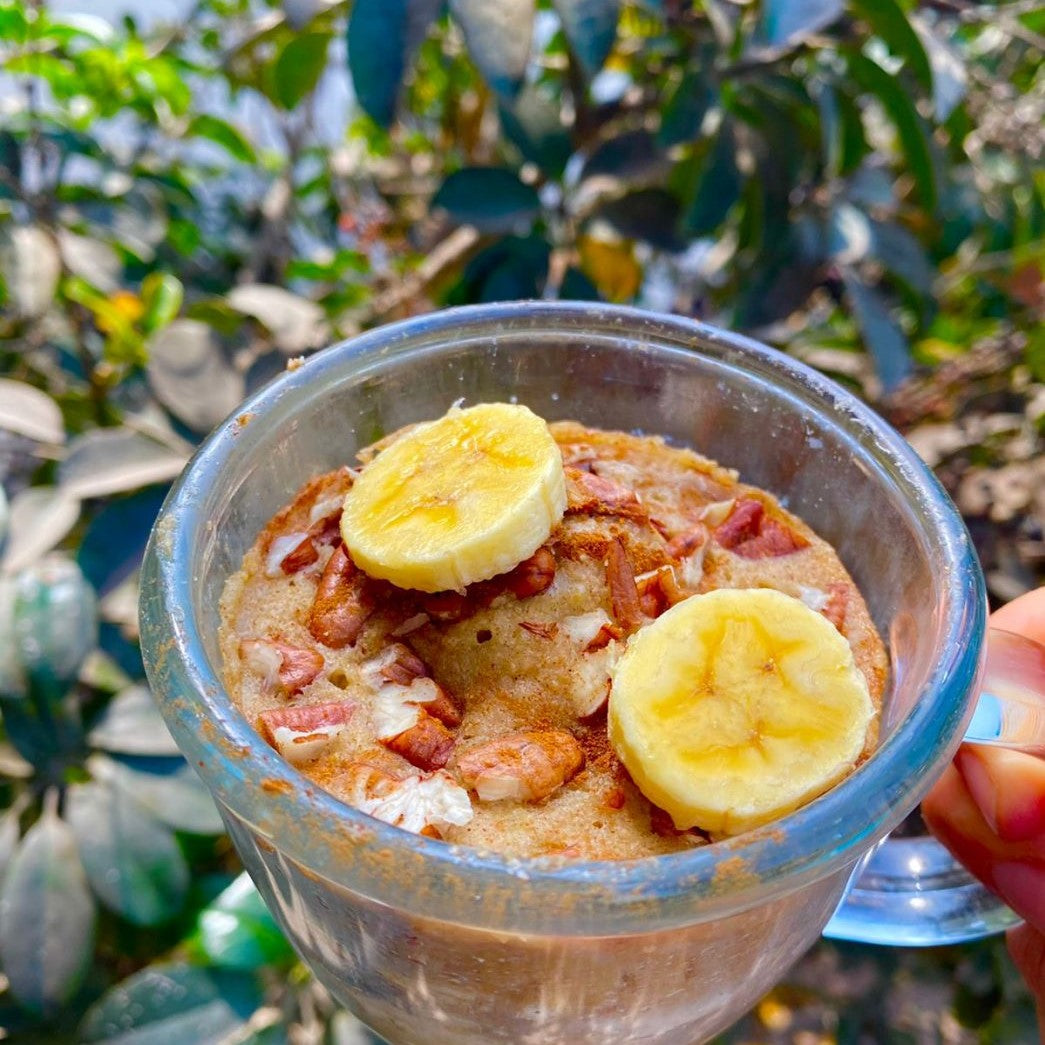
{"left": 139, "top": 303, "right": 1044, "bottom": 1044}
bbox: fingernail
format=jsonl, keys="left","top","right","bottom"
{"left": 992, "top": 862, "right": 1045, "bottom": 927}
{"left": 955, "top": 748, "right": 998, "bottom": 834}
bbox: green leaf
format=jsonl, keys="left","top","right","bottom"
{"left": 449, "top": 0, "right": 535, "bottom": 97}
{"left": 88, "top": 684, "right": 180, "bottom": 757}
{"left": 80, "top": 963, "right": 261, "bottom": 1044}
{"left": 582, "top": 129, "right": 663, "bottom": 182}
{"left": 0, "top": 804, "right": 96, "bottom": 1014}
{"left": 13, "top": 554, "right": 98, "bottom": 695}
{"left": 850, "top": 0, "right": 932, "bottom": 94}
{"left": 682, "top": 124, "right": 741, "bottom": 237}
{"left": 66, "top": 780, "right": 189, "bottom": 926}
{"left": 552, "top": 0, "right": 620, "bottom": 76}
{"left": 141, "top": 272, "right": 183, "bottom": 334}
{"left": 273, "top": 32, "right": 332, "bottom": 110}
{"left": 59, "top": 429, "right": 188, "bottom": 500}
{"left": 432, "top": 168, "right": 540, "bottom": 232}
{"left": 186, "top": 873, "right": 294, "bottom": 970}
{"left": 499, "top": 84, "right": 573, "bottom": 179}
{"left": 763, "top": 0, "right": 843, "bottom": 46}
{"left": 842, "top": 269, "right": 912, "bottom": 390}
{"left": 559, "top": 266, "right": 601, "bottom": 301}
{"left": 595, "top": 189, "right": 684, "bottom": 251}
{"left": 187, "top": 114, "right": 256, "bottom": 164}
{"left": 847, "top": 52, "right": 936, "bottom": 210}
{"left": 88, "top": 754, "right": 225, "bottom": 835}
{"left": 347, "top": 0, "right": 410, "bottom": 127}
{"left": 870, "top": 219, "right": 934, "bottom": 295}
{"left": 445, "top": 235, "right": 550, "bottom": 304}
{"left": 659, "top": 71, "right": 716, "bottom": 147}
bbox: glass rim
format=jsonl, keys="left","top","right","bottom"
{"left": 140, "top": 301, "right": 987, "bottom": 935}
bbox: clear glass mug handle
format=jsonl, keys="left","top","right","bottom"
{"left": 826, "top": 628, "right": 1045, "bottom": 946}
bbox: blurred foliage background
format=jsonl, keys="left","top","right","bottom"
{"left": 0, "top": 0, "right": 1042, "bottom": 1041}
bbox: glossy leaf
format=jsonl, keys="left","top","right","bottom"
{"left": 66, "top": 780, "right": 189, "bottom": 925}
{"left": 445, "top": 235, "right": 551, "bottom": 304}
{"left": 77, "top": 485, "right": 167, "bottom": 600}
{"left": 0, "top": 378, "right": 65, "bottom": 444}
{"left": 13, "top": 554, "right": 98, "bottom": 694}
{"left": 1, "top": 486, "right": 80, "bottom": 576}
{"left": 147, "top": 318, "right": 245, "bottom": 432}
{"left": 59, "top": 429, "right": 188, "bottom": 500}
{"left": 499, "top": 84, "right": 573, "bottom": 179}
{"left": 226, "top": 284, "right": 328, "bottom": 354}
{"left": 870, "top": 219, "right": 935, "bottom": 295}
{"left": 553, "top": 0, "right": 620, "bottom": 76}
{"left": 0, "top": 805, "right": 96, "bottom": 1013}
{"left": 80, "top": 962, "right": 261, "bottom": 1044}
{"left": 187, "top": 113, "right": 256, "bottom": 164}
{"left": 763, "top": 0, "right": 843, "bottom": 46}
{"left": 273, "top": 32, "right": 332, "bottom": 110}
{"left": 851, "top": 0, "right": 932, "bottom": 94}
{"left": 88, "top": 684, "right": 180, "bottom": 757}
{"left": 911, "top": 13, "right": 967, "bottom": 122}
{"left": 186, "top": 873, "right": 294, "bottom": 970}
{"left": 559, "top": 266, "right": 601, "bottom": 301}
{"left": 682, "top": 124, "right": 741, "bottom": 237}
{"left": 88, "top": 753, "right": 225, "bottom": 835}
{"left": 578, "top": 236, "right": 642, "bottom": 302}
{"left": 595, "top": 188, "right": 684, "bottom": 251}
{"left": 348, "top": 0, "right": 441, "bottom": 127}
{"left": 848, "top": 52, "right": 936, "bottom": 211}
{"left": 842, "top": 269, "right": 912, "bottom": 391}
{"left": 0, "top": 226, "right": 61, "bottom": 319}
{"left": 449, "top": 0, "right": 535, "bottom": 97}
{"left": 582, "top": 129, "right": 664, "bottom": 182}
{"left": 432, "top": 168, "right": 540, "bottom": 232}
{"left": 141, "top": 272, "right": 184, "bottom": 334}
{"left": 57, "top": 230, "right": 121, "bottom": 294}
{"left": 659, "top": 72, "right": 715, "bottom": 147}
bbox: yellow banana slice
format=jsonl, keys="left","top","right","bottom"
{"left": 341, "top": 403, "right": 566, "bottom": 593}
{"left": 608, "top": 588, "right": 874, "bottom": 836}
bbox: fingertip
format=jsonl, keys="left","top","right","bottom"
{"left": 957, "top": 746, "right": 1045, "bottom": 843}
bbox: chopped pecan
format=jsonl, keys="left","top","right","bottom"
{"left": 565, "top": 467, "right": 643, "bottom": 517}
{"left": 505, "top": 546, "right": 556, "bottom": 599}
{"left": 308, "top": 546, "right": 373, "bottom": 648}
{"left": 241, "top": 638, "right": 324, "bottom": 696}
{"left": 455, "top": 730, "right": 585, "bottom": 803}
{"left": 279, "top": 534, "right": 320, "bottom": 574}
{"left": 380, "top": 646, "right": 429, "bottom": 686}
{"left": 258, "top": 699, "right": 355, "bottom": 765}
{"left": 635, "top": 565, "right": 684, "bottom": 619}
{"left": 714, "top": 499, "right": 808, "bottom": 559}
{"left": 605, "top": 538, "right": 644, "bottom": 631}
{"left": 342, "top": 763, "right": 473, "bottom": 835}
{"left": 422, "top": 590, "right": 472, "bottom": 623}
{"left": 560, "top": 610, "right": 621, "bottom": 651}
{"left": 821, "top": 582, "right": 850, "bottom": 631}
{"left": 384, "top": 710, "right": 456, "bottom": 771}
{"left": 423, "top": 683, "right": 463, "bottom": 728}
{"left": 604, "top": 788, "right": 626, "bottom": 810}
{"left": 519, "top": 620, "right": 557, "bottom": 639}
{"left": 666, "top": 523, "right": 709, "bottom": 560}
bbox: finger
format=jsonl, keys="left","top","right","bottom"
{"left": 1006, "top": 923, "right": 1045, "bottom": 1039}
{"left": 954, "top": 746, "right": 1045, "bottom": 843}
{"left": 922, "top": 762, "right": 1044, "bottom": 919}
{"left": 990, "top": 588, "right": 1045, "bottom": 646}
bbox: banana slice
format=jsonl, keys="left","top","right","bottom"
{"left": 608, "top": 588, "right": 874, "bottom": 836}
{"left": 341, "top": 403, "right": 566, "bottom": 593}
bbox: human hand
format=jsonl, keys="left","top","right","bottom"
{"left": 922, "top": 587, "right": 1045, "bottom": 1037}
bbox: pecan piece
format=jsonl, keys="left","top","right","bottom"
{"left": 605, "top": 538, "right": 643, "bottom": 631}
{"left": 279, "top": 534, "right": 320, "bottom": 574}
{"left": 308, "top": 545, "right": 373, "bottom": 648}
{"left": 505, "top": 546, "right": 556, "bottom": 599}
{"left": 380, "top": 646, "right": 429, "bottom": 686}
{"left": 423, "top": 683, "right": 463, "bottom": 728}
{"left": 241, "top": 638, "right": 324, "bottom": 696}
{"left": 565, "top": 467, "right": 643, "bottom": 517}
{"left": 455, "top": 730, "right": 585, "bottom": 803}
{"left": 341, "top": 763, "right": 474, "bottom": 836}
{"left": 821, "top": 582, "right": 850, "bottom": 632}
{"left": 665, "top": 523, "right": 709, "bottom": 560}
{"left": 422, "top": 590, "right": 471, "bottom": 623}
{"left": 519, "top": 620, "right": 557, "bottom": 639}
{"left": 635, "top": 565, "right": 684, "bottom": 620}
{"left": 258, "top": 699, "right": 355, "bottom": 765}
{"left": 714, "top": 499, "right": 808, "bottom": 559}
{"left": 384, "top": 710, "right": 456, "bottom": 771}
